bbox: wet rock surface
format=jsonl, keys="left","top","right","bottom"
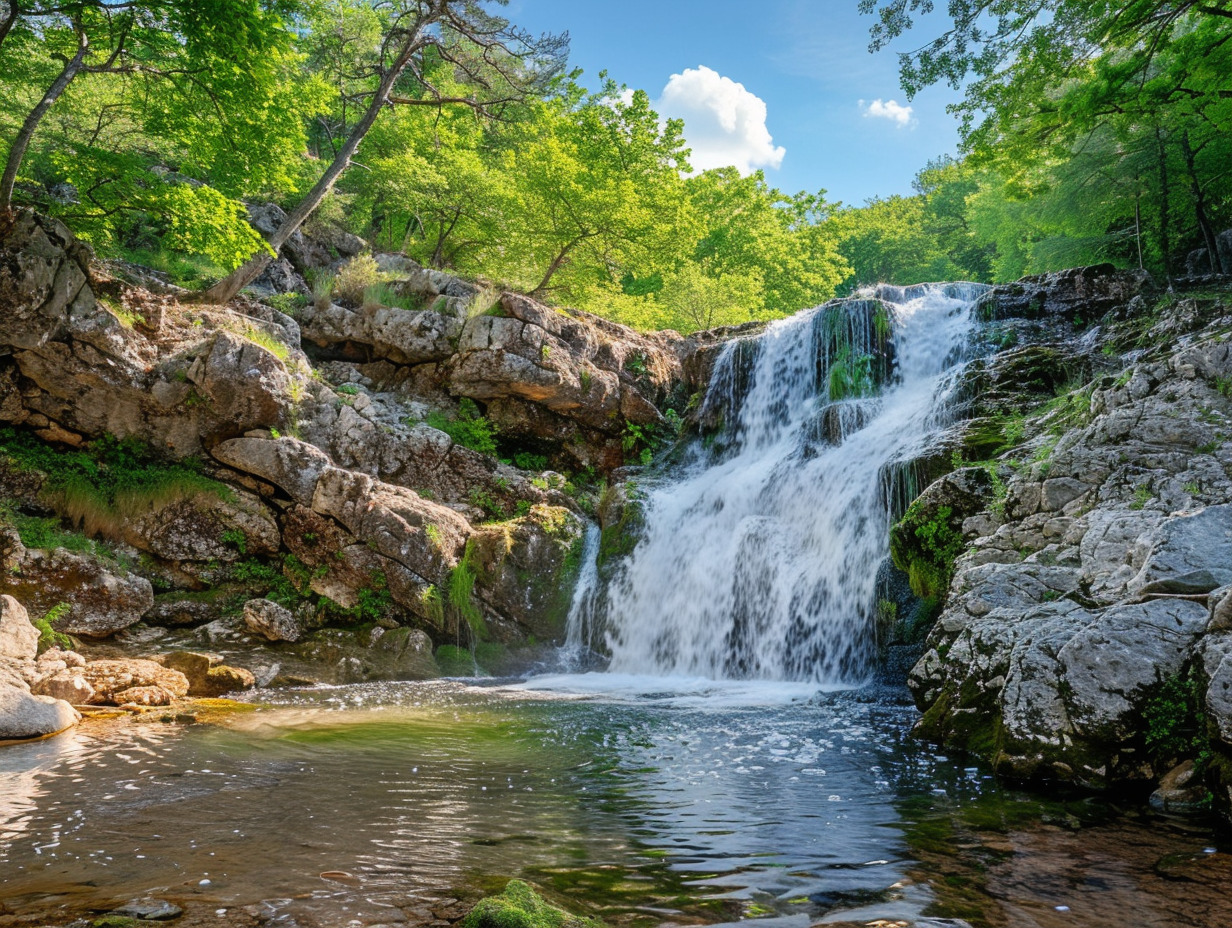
{"left": 904, "top": 271, "right": 1232, "bottom": 803}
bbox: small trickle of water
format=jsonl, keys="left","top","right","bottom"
{"left": 594, "top": 283, "right": 988, "bottom": 683}
{"left": 560, "top": 525, "right": 602, "bottom": 669}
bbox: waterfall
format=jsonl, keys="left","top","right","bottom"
{"left": 576, "top": 283, "right": 988, "bottom": 683}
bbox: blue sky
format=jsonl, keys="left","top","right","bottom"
{"left": 506, "top": 0, "right": 966, "bottom": 206}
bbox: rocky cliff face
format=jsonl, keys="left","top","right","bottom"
{"left": 0, "top": 210, "right": 712, "bottom": 690}
{"left": 893, "top": 263, "right": 1232, "bottom": 811}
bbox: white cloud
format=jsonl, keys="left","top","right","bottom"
{"left": 861, "top": 98, "right": 915, "bottom": 128}
{"left": 654, "top": 66, "right": 785, "bottom": 175}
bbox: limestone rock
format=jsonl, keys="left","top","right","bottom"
{"left": 81, "top": 658, "right": 189, "bottom": 705}
{"left": 1128, "top": 505, "right": 1232, "bottom": 596}
{"left": 0, "top": 683, "right": 80, "bottom": 739}
{"left": 299, "top": 300, "right": 462, "bottom": 365}
{"left": 123, "top": 487, "right": 281, "bottom": 562}
{"left": 155, "top": 650, "right": 256, "bottom": 696}
{"left": 985, "top": 264, "right": 1154, "bottom": 321}
{"left": 243, "top": 598, "right": 301, "bottom": 642}
{"left": 0, "top": 595, "right": 38, "bottom": 662}
{"left": 0, "top": 549, "right": 153, "bottom": 638}
{"left": 31, "top": 670, "right": 94, "bottom": 705}
{"left": 211, "top": 436, "right": 332, "bottom": 507}
{"left": 113, "top": 684, "right": 173, "bottom": 706}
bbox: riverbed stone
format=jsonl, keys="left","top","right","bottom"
{"left": 81, "top": 658, "right": 189, "bottom": 705}
{"left": 0, "top": 683, "right": 80, "bottom": 739}
{"left": 243, "top": 598, "right": 301, "bottom": 642}
{"left": 0, "top": 594, "right": 38, "bottom": 662}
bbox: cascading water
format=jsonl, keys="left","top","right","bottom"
{"left": 570, "top": 283, "right": 989, "bottom": 683}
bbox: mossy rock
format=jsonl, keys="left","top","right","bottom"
{"left": 92, "top": 918, "right": 139, "bottom": 928}
{"left": 460, "top": 880, "right": 603, "bottom": 928}
{"left": 436, "top": 644, "right": 481, "bottom": 676}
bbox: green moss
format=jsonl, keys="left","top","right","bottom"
{"left": 597, "top": 493, "right": 644, "bottom": 568}
{"left": 436, "top": 643, "right": 480, "bottom": 676}
{"left": 448, "top": 542, "right": 486, "bottom": 638}
{"left": 890, "top": 501, "right": 965, "bottom": 601}
{"left": 461, "top": 880, "right": 603, "bottom": 928}
{"left": 91, "top": 918, "right": 140, "bottom": 928}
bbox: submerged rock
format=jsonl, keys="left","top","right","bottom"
{"left": 460, "top": 880, "right": 602, "bottom": 928}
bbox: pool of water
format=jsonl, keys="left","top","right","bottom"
{"left": 2, "top": 675, "right": 1230, "bottom": 927}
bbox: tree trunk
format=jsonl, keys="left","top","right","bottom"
{"left": 0, "top": 26, "right": 87, "bottom": 209}
{"left": 196, "top": 18, "right": 435, "bottom": 304}
{"left": 532, "top": 237, "right": 584, "bottom": 296}
{"left": 1156, "top": 125, "right": 1171, "bottom": 276}
{"left": 1181, "top": 130, "right": 1223, "bottom": 274}
{"left": 0, "top": 2, "right": 19, "bottom": 51}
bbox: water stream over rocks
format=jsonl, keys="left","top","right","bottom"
{"left": 5, "top": 290, "right": 1232, "bottom": 928}
{"left": 595, "top": 285, "right": 985, "bottom": 681}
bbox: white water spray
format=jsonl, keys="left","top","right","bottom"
{"left": 572, "top": 283, "right": 987, "bottom": 683}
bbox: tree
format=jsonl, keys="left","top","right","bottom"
{"left": 0, "top": 0, "right": 302, "bottom": 210}
{"left": 197, "top": 0, "right": 567, "bottom": 303}
{"left": 483, "top": 78, "right": 691, "bottom": 299}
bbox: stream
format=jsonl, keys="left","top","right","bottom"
{"left": 5, "top": 287, "right": 1232, "bottom": 927}
{"left": 3, "top": 677, "right": 1231, "bottom": 927}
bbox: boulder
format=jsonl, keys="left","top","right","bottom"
{"left": 81, "top": 658, "right": 189, "bottom": 705}
{"left": 122, "top": 487, "right": 281, "bottom": 562}
{"left": 211, "top": 436, "right": 332, "bottom": 507}
{"left": 468, "top": 506, "right": 586, "bottom": 641}
{"left": 984, "top": 264, "right": 1154, "bottom": 321}
{"left": 243, "top": 598, "right": 301, "bottom": 642}
{"left": 0, "top": 682, "right": 80, "bottom": 739}
{"left": 31, "top": 670, "right": 94, "bottom": 705}
{"left": 0, "top": 595, "right": 38, "bottom": 662}
{"left": 0, "top": 549, "right": 153, "bottom": 638}
{"left": 155, "top": 650, "right": 256, "bottom": 696}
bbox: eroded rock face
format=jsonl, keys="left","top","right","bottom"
{"left": 908, "top": 284, "right": 1232, "bottom": 791}
{"left": 982, "top": 264, "right": 1154, "bottom": 321}
{"left": 0, "top": 549, "right": 153, "bottom": 638}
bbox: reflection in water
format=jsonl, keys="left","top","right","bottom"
{"left": 0, "top": 679, "right": 1229, "bottom": 928}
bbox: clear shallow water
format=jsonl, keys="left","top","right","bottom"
{"left": 2, "top": 678, "right": 1231, "bottom": 927}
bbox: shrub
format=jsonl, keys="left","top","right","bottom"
{"left": 425, "top": 399, "right": 499, "bottom": 457}
{"left": 332, "top": 255, "right": 381, "bottom": 306}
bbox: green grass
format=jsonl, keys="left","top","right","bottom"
{"left": 0, "top": 428, "right": 233, "bottom": 540}
{"left": 241, "top": 324, "right": 291, "bottom": 361}
{"left": 115, "top": 246, "right": 226, "bottom": 290}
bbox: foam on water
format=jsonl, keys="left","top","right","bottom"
{"left": 570, "top": 283, "right": 987, "bottom": 684}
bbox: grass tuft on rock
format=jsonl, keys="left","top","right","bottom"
{"left": 0, "top": 428, "right": 232, "bottom": 539}
{"left": 460, "top": 880, "right": 603, "bottom": 928}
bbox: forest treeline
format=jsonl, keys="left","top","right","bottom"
{"left": 1, "top": 0, "right": 1229, "bottom": 333}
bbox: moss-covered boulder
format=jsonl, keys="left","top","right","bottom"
{"left": 466, "top": 505, "right": 585, "bottom": 642}
{"left": 461, "top": 880, "right": 602, "bottom": 928}
{"left": 889, "top": 467, "right": 996, "bottom": 601}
